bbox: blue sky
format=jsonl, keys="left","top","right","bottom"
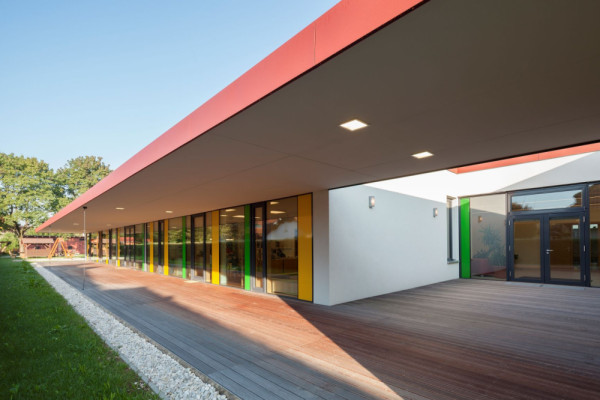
{"left": 0, "top": 1, "right": 339, "bottom": 171}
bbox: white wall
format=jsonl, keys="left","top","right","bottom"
{"left": 312, "top": 190, "right": 331, "bottom": 306}
{"left": 325, "top": 185, "right": 458, "bottom": 305}
{"left": 314, "top": 151, "right": 600, "bottom": 305}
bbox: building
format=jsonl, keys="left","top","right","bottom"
{"left": 19, "top": 236, "right": 85, "bottom": 258}
{"left": 20, "top": 237, "right": 55, "bottom": 258}
{"left": 37, "top": 0, "right": 600, "bottom": 305}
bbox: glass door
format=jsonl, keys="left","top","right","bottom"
{"left": 251, "top": 203, "right": 266, "bottom": 292}
{"left": 191, "top": 214, "right": 205, "bottom": 281}
{"left": 512, "top": 217, "right": 543, "bottom": 281}
{"left": 546, "top": 214, "right": 583, "bottom": 284}
{"left": 510, "top": 213, "right": 584, "bottom": 285}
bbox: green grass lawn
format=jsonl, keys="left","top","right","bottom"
{"left": 0, "top": 258, "right": 160, "bottom": 400}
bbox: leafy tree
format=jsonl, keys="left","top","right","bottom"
{"left": 0, "top": 231, "right": 18, "bottom": 254}
{"left": 0, "top": 153, "right": 56, "bottom": 250}
{"left": 54, "top": 156, "right": 111, "bottom": 209}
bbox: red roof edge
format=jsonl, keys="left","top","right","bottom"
{"left": 450, "top": 143, "right": 600, "bottom": 174}
{"left": 37, "top": 0, "right": 425, "bottom": 233}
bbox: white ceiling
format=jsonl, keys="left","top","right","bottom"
{"left": 42, "top": 0, "right": 600, "bottom": 233}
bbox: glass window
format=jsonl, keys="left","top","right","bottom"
{"left": 590, "top": 183, "right": 600, "bottom": 287}
{"left": 470, "top": 194, "right": 507, "bottom": 280}
{"left": 124, "top": 226, "right": 133, "bottom": 263}
{"left": 206, "top": 212, "right": 212, "bottom": 283}
{"left": 118, "top": 228, "right": 125, "bottom": 263}
{"left": 514, "top": 219, "right": 541, "bottom": 279}
{"left": 192, "top": 214, "right": 205, "bottom": 281}
{"left": 153, "top": 221, "right": 162, "bottom": 274}
{"left": 447, "top": 196, "right": 458, "bottom": 261}
{"left": 219, "top": 207, "right": 245, "bottom": 288}
{"left": 101, "top": 231, "right": 109, "bottom": 260}
{"left": 134, "top": 224, "right": 144, "bottom": 269}
{"left": 144, "top": 223, "right": 151, "bottom": 269}
{"left": 88, "top": 233, "right": 98, "bottom": 257}
{"left": 511, "top": 189, "right": 582, "bottom": 211}
{"left": 185, "top": 216, "right": 191, "bottom": 279}
{"left": 110, "top": 229, "right": 116, "bottom": 261}
{"left": 254, "top": 205, "right": 264, "bottom": 289}
{"left": 266, "top": 197, "right": 298, "bottom": 297}
{"left": 168, "top": 217, "right": 183, "bottom": 278}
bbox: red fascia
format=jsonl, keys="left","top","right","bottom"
{"left": 37, "top": 0, "right": 424, "bottom": 232}
{"left": 449, "top": 142, "right": 600, "bottom": 174}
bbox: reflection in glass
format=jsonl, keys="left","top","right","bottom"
{"left": 89, "top": 233, "right": 98, "bottom": 257}
{"left": 185, "top": 216, "right": 191, "bottom": 279}
{"left": 192, "top": 214, "right": 205, "bottom": 281}
{"left": 590, "top": 184, "right": 600, "bottom": 287}
{"left": 168, "top": 217, "right": 183, "bottom": 278}
{"left": 118, "top": 228, "right": 125, "bottom": 263}
{"left": 511, "top": 189, "right": 582, "bottom": 211}
{"left": 514, "top": 220, "right": 541, "bottom": 279}
{"left": 110, "top": 229, "right": 117, "bottom": 262}
{"left": 124, "top": 226, "right": 133, "bottom": 264}
{"left": 548, "top": 218, "right": 580, "bottom": 281}
{"left": 134, "top": 224, "right": 144, "bottom": 270}
{"left": 154, "top": 221, "right": 163, "bottom": 275}
{"left": 144, "top": 223, "right": 151, "bottom": 268}
{"left": 205, "top": 213, "right": 212, "bottom": 283}
{"left": 101, "top": 231, "right": 109, "bottom": 260}
{"left": 254, "top": 206, "right": 264, "bottom": 289}
{"left": 267, "top": 197, "right": 298, "bottom": 297}
{"left": 219, "top": 207, "right": 245, "bottom": 288}
{"left": 470, "top": 194, "right": 507, "bottom": 279}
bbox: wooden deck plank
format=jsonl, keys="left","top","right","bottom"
{"left": 40, "top": 262, "right": 600, "bottom": 400}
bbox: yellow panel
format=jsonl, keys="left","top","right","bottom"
{"left": 148, "top": 223, "right": 154, "bottom": 273}
{"left": 212, "top": 210, "right": 220, "bottom": 285}
{"left": 164, "top": 219, "right": 169, "bottom": 275}
{"left": 298, "top": 194, "right": 313, "bottom": 302}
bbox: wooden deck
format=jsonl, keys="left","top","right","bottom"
{"left": 39, "top": 261, "right": 600, "bottom": 400}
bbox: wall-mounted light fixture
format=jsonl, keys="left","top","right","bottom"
{"left": 369, "top": 196, "right": 375, "bottom": 209}
{"left": 433, "top": 208, "right": 438, "bottom": 217}
{"left": 478, "top": 216, "right": 483, "bottom": 223}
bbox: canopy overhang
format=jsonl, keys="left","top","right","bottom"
{"left": 38, "top": 0, "right": 600, "bottom": 233}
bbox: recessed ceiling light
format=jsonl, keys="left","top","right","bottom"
{"left": 269, "top": 201, "right": 279, "bottom": 205}
{"left": 340, "top": 119, "right": 368, "bottom": 131}
{"left": 233, "top": 215, "right": 245, "bottom": 218}
{"left": 412, "top": 151, "right": 434, "bottom": 159}
{"left": 225, "top": 208, "right": 236, "bottom": 212}
{"left": 220, "top": 214, "right": 228, "bottom": 217}
{"left": 270, "top": 210, "right": 286, "bottom": 214}
{"left": 115, "top": 207, "right": 125, "bottom": 210}
{"left": 165, "top": 210, "right": 173, "bottom": 214}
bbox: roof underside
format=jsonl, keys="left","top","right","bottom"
{"left": 39, "top": 0, "right": 600, "bottom": 233}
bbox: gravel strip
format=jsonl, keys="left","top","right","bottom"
{"left": 32, "top": 263, "right": 228, "bottom": 400}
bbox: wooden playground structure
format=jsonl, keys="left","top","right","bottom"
{"left": 47, "top": 238, "right": 73, "bottom": 259}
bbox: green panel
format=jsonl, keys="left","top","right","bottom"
{"left": 181, "top": 216, "right": 187, "bottom": 279}
{"left": 244, "top": 205, "right": 251, "bottom": 291}
{"left": 460, "top": 198, "right": 471, "bottom": 278}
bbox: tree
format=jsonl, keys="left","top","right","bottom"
{"left": 0, "top": 153, "right": 56, "bottom": 250}
{"left": 54, "top": 156, "right": 111, "bottom": 210}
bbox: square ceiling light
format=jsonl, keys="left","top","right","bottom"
{"left": 340, "top": 119, "right": 368, "bottom": 131}
{"left": 412, "top": 151, "right": 434, "bottom": 159}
